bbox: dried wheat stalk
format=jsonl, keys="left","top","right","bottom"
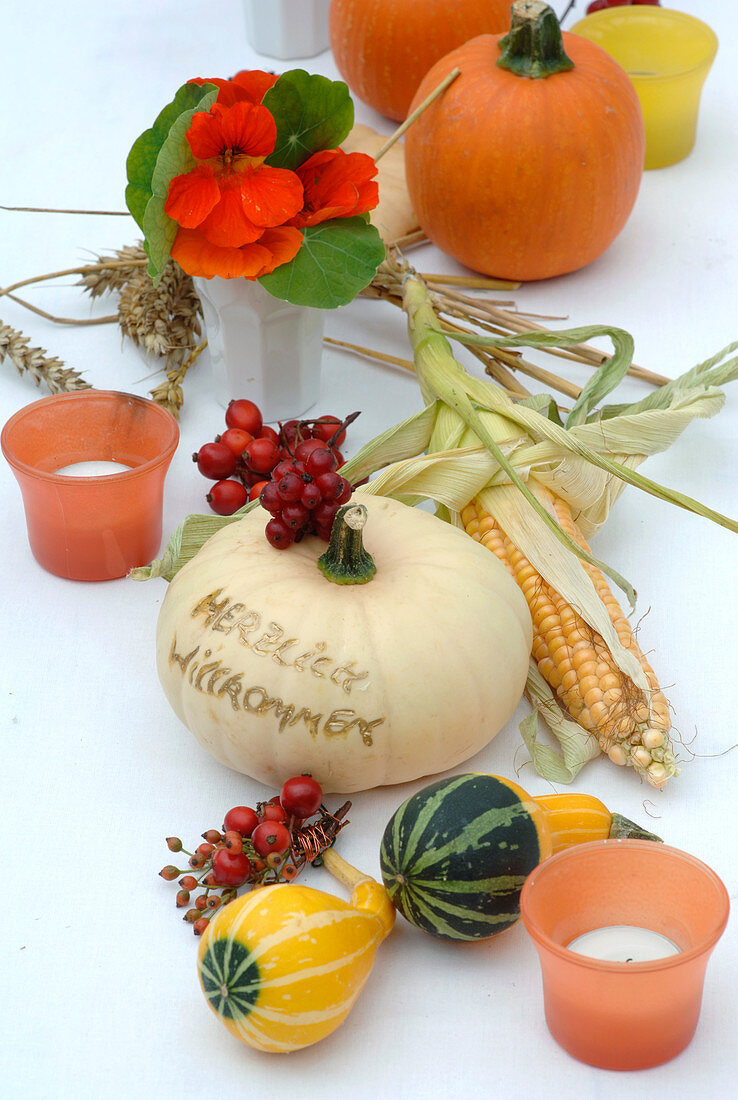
{"left": 0, "top": 321, "right": 91, "bottom": 393}
{"left": 117, "top": 254, "right": 202, "bottom": 366}
{"left": 77, "top": 246, "right": 149, "bottom": 299}
{"left": 148, "top": 339, "right": 208, "bottom": 418}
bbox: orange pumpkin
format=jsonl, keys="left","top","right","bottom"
{"left": 329, "top": 0, "right": 511, "bottom": 122}
{"left": 403, "top": 1, "right": 646, "bottom": 281}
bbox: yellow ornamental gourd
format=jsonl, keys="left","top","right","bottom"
{"left": 155, "top": 495, "right": 533, "bottom": 792}
{"left": 196, "top": 872, "right": 395, "bottom": 1053}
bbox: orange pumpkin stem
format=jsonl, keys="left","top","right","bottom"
{"left": 497, "top": 0, "right": 574, "bottom": 79}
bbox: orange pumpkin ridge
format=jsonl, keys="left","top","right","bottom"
{"left": 403, "top": 4, "right": 646, "bottom": 281}
{"left": 329, "top": 0, "right": 511, "bottom": 121}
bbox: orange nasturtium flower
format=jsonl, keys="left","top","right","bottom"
{"left": 170, "top": 225, "right": 304, "bottom": 280}
{"left": 288, "top": 149, "right": 380, "bottom": 230}
{"left": 189, "top": 69, "right": 278, "bottom": 108}
{"left": 165, "top": 100, "right": 304, "bottom": 279}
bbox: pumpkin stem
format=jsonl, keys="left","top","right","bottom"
{"left": 317, "top": 503, "right": 377, "bottom": 585}
{"left": 497, "top": 0, "right": 574, "bottom": 79}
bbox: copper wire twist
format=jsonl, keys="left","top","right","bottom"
{"left": 290, "top": 801, "right": 351, "bottom": 863}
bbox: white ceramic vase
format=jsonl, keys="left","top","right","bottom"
{"left": 243, "top": 0, "right": 331, "bottom": 60}
{"left": 194, "top": 276, "right": 325, "bottom": 424}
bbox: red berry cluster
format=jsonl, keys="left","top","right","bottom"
{"left": 585, "top": 0, "right": 659, "bottom": 13}
{"left": 159, "top": 775, "right": 351, "bottom": 936}
{"left": 258, "top": 435, "right": 354, "bottom": 549}
{"left": 192, "top": 398, "right": 358, "bottom": 522}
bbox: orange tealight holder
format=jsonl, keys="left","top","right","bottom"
{"left": 2, "top": 390, "right": 179, "bottom": 581}
{"left": 520, "top": 840, "right": 729, "bottom": 1070}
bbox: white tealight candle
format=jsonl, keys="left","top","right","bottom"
{"left": 567, "top": 925, "right": 681, "bottom": 963}
{"left": 55, "top": 460, "right": 132, "bottom": 477}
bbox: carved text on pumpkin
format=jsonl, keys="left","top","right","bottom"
{"left": 189, "top": 589, "right": 370, "bottom": 694}
{"left": 168, "top": 636, "right": 384, "bottom": 746}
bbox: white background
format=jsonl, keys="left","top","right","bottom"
{"left": 1, "top": 2, "right": 736, "bottom": 1097}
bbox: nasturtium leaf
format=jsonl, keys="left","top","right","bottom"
{"left": 141, "top": 87, "right": 219, "bottom": 281}
{"left": 258, "top": 217, "right": 385, "bottom": 309}
{"left": 125, "top": 82, "right": 217, "bottom": 231}
{"left": 263, "top": 70, "right": 354, "bottom": 171}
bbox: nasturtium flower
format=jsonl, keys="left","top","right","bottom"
{"left": 189, "top": 69, "right": 278, "bottom": 107}
{"left": 165, "top": 101, "right": 304, "bottom": 250}
{"left": 171, "top": 224, "right": 304, "bottom": 280}
{"left": 288, "top": 149, "right": 379, "bottom": 230}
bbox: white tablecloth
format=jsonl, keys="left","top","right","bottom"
{"left": 2, "top": 2, "right": 736, "bottom": 1096}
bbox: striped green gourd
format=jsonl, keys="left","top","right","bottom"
{"left": 379, "top": 772, "right": 553, "bottom": 941}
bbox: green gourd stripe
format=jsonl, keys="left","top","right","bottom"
{"left": 401, "top": 890, "right": 520, "bottom": 941}
{"left": 407, "top": 873, "right": 528, "bottom": 895}
{"left": 408, "top": 802, "right": 533, "bottom": 874}
{"left": 404, "top": 884, "right": 521, "bottom": 925}
{"left": 391, "top": 772, "right": 472, "bottom": 868}
{"left": 200, "top": 938, "right": 260, "bottom": 1021}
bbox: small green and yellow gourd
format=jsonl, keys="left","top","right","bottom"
{"left": 379, "top": 773, "right": 661, "bottom": 941}
{"left": 196, "top": 858, "right": 394, "bottom": 1053}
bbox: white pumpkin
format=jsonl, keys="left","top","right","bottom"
{"left": 155, "top": 494, "right": 532, "bottom": 792}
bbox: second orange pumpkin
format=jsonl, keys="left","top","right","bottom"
{"left": 329, "top": 0, "right": 511, "bottom": 122}
{"left": 403, "top": 3, "right": 646, "bottom": 281}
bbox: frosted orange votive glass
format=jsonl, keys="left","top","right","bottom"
{"left": 520, "top": 840, "right": 729, "bottom": 1070}
{"left": 570, "top": 7, "right": 718, "bottom": 169}
{"left": 2, "top": 390, "right": 179, "bottom": 581}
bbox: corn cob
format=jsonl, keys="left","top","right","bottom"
{"left": 461, "top": 492, "right": 677, "bottom": 787}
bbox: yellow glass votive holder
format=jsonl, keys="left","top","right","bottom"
{"left": 570, "top": 7, "right": 718, "bottom": 169}
{"left": 520, "top": 840, "right": 729, "bottom": 1070}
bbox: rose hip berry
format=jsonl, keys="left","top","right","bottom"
{"left": 251, "top": 821, "right": 292, "bottom": 858}
{"left": 256, "top": 425, "right": 280, "bottom": 445}
{"left": 193, "top": 441, "right": 237, "bottom": 480}
{"left": 223, "top": 806, "right": 259, "bottom": 837}
{"left": 248, "top": 480, "right": 269, "bottom": 502}
{"left": 212, "top": 848, "right": 252, "bottom": 888}
{"left": 218, "top": 427, "right": 253, "bottom": 457}
{"left": 312, "top": 415, "right": 346, "bottom": 446}
{"left": 280, "top": 775, "right": 323, "bottom": 818}
{"left": 225, "top": 399, "right": 262, "bottom": 435}
{"left": 259, "top": 803, "right": 289, "bottom": 825}
{"left": 206, "top": 479, "right": 249, "bottom": 516}
{"left": 242, "top": 436, "right": 281, "bottom": 474}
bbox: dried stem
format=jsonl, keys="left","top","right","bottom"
{"left": 422, "top": 272, "right": 520, "bottom": 291}
{"left": 2, "top": 291, "right": 117, "bottom": 326}
{"left": 373, "top": 68, "right": 461, "bottom": 161}
{"left": 0, "top": 204, "right": 130, "bottom": 215}
{"left": 324, "top": 336, "right": 415, "bottom": 372}
{"left": 392, "top": 228, "right": 427, "bottom": 250}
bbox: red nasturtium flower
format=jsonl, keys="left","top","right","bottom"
{"left": 189, "top": 69, "right": 278, "bottom": 107}
{"left": 165, "top": 99, "right": 304, "bottom": 279}
{"left": 288, "top": 149, "right": 379, "bottom": 229}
